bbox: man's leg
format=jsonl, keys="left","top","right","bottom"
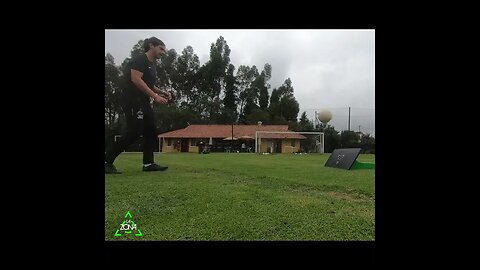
{"left": 142, "top": 105, "right": 155, "bottom": 165}
{"left": 142, "top": 105, "right": 168, "bottom": 171}
{"left": 105, "top": 106, "right": 143, "bottom": 166}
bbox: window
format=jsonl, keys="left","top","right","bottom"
{"left": 291, "top": 139, "right": 296, "bottom": 147}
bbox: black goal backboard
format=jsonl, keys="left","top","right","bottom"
{"left": 325, "top": 148, "right": 362, "bottom": 170}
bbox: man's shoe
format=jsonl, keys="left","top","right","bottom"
{"left": 105, "top": 163, "right": 121, "bottom": 174}
{"left": 143, "top": 163, "right": 168, "bottom": 172}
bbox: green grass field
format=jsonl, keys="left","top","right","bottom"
{"left": 105, "top": 152, "right": 375, "bottom": 240}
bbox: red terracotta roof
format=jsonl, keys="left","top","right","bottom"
{"left": 158, "top": 125, "right": 306, "bottom": 139}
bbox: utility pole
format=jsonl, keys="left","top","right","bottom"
{"left": 348, "top": 107, "right": 351, "bottom": 131}
{"left": 358, "top": 125, "right": 362, "bottom": 143}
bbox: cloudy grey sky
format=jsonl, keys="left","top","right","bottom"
{"left": 105, "top": 29, "right": 375, "bottom": 135}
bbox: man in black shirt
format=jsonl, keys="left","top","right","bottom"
{"left": 105, "top": 37, "right": 171, "bottom": 174}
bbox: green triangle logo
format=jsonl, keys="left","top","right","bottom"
{"left": 114, "top": 211, "right": 143, "bottom": 237}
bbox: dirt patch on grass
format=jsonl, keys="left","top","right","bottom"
{"left": 325, "top": 191, "right": 370, "bottom": 203}
{"left": 283, "top": 184, "right": 373, "bottom": 203}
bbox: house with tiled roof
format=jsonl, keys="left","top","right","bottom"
{"left": 157, "top": 122, "right": 306, "bottom": 153}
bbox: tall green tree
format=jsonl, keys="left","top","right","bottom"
{"left": 156, "top": 49, "right": 177, "bottom": 88}
{"left": 280, "top": 96, "right": 300, "bottom": 121}
{"left": 298, "top": 111, "right": 314, "bottom": 131}
{"left": 172, "top": 46, "right": 201, "bottom": 107}
{"left": 222, "top": 63, "right": 237, "bottom": 122}
{"left": 258, "top": 63, "right": 271, "bottom": 110}
{"left": 236, "top": 65, "right": 253, "bottom": 115}
{"left": 197, "top": 36, "right": 231, "bottom": 121}
{"left": 258, "top": 84, "right": 269, "bottom": 110}
{"left": 204, "top": 36, "right": 231, "bottom": 99}
{"left": 105, "top": 53, "right": 121, "bottom": 125}
{"left": 236, "top": 65, "right": 259, "bottom": 122}
{"left": 268, "top": 78, "right": 299, "bottom": 122}
{"left": 269, "top": 88, "right": 280, "bottom": 104}
{"left": 279, "top": 78, "right": 294, "bottom": 97}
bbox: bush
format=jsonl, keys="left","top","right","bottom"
{"left": 364, "top": 148, "right": 375, "bottom": 154}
